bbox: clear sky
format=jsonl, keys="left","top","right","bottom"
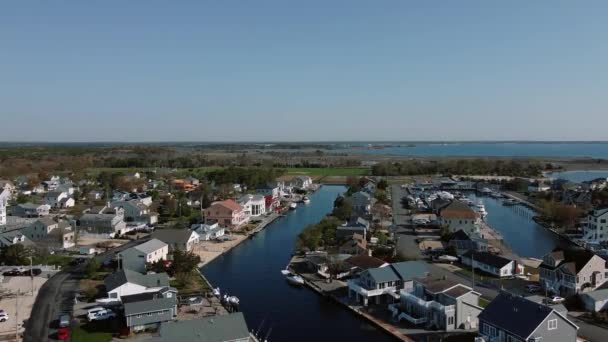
{"left": 1, "top": 1, "right": 607, "bottom": 142}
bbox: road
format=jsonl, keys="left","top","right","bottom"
{"left": 23, "top": 238, "right": 147, "bottom": 342}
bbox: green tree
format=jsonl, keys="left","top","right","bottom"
{"left": 0, "top": 244, "right": 31, "bottom": 265}
{"left": 85, "top": 258, "right": 100, "bottom": 278}
{"left": 377, "top": 179, "right": 388, "bottom": 191}
{"left": 171, "top": 249, "right": 201, "bottom": 275}
{"left": 15, "top": 194, "right": 29, "bottom": 204}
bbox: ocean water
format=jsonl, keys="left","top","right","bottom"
{"left": 546, "top": 170, "right": 608, "bottom": 183}
{"left": 331, "top": 142, "right": 608, "bottom": 158}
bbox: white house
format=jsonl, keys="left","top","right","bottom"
{"left": 111, "top": 200, "right": 158, "bottom": 225}
{"left": 0, "top": 189, "right": 10, "bottom": 225}
{"left": 104, "top": 269, "right": 170, "bottom": 301}
{"left": 44, "top": 191, "right": 72, "bottom": 208}
{"left": 238, "top": 194, "right": 266, "bottom": 217}
{"left": 12, "top": 203, "right": 51, "bottom": 217}
{"left": 461, "top": 251, "right": 524, "bottom": 278}
{"left": 191, "top": 222, "right": 225, "bottom": 241}
{"left": 582, "top": 208, "right": 608, "bottom": 245}
{"left": 290, "top": 176, "right": 313, "bottom": 190}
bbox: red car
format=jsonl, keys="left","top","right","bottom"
{"left": 57, "top": 327, "right": 69, "bottom": 340}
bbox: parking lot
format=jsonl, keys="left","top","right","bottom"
{"left": 0, "top": 275, "right": 51, "bottom": 339}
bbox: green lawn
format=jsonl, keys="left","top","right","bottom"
{"left": 285, "top": 167, "right": 369, "bottom": 176}
{"left": 71, "top": 322, "right": 114, "bottom": 342}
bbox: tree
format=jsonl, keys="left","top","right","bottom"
{"left": 171, "top": 249, "right": 201, "bottom": 275}
{"left": 15, "top": 194, "right": 28, "bottom": 204}
{"left": 0, "top": 244, "right": 31, "bottom": 265}
{"left": 332, "top": 200, "right": 352, "bottom": 221}
{"left": 377, "top": 179, "right": 388, "bottom": 191}
{"left": 85, "top": 258, "right": 100, "bottom": 278}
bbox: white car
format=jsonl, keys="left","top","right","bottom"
{"left": 0, "top": 310, "right": 8, "bottom": 322}
{"left": 548, "top": 296, "right": 565, "bottom": 304}
{"left": 88, "top": 309, "right": 116, "bottom": 322}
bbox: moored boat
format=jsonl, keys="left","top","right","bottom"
{"left": 302, "top": 196, "right": 311, "bottom": 204}
{"left": 286, "top": 274, "right": 305, "bottom": 286}
{"left": 289, "top": 202, "right": 297, "bottom": 210}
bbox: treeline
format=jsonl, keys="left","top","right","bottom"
{"left": 206, "top": 167, "right": 285, "bottom": 188}
{"left": 296, "top": 216, "right": 341, "bottom": 251}
{"left": 372, "top": 159, "right": 544, "bottom": 177}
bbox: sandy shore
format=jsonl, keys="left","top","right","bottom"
{"left": 193, "top": 234, "right": 249, "bottom": 267}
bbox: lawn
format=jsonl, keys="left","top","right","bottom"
{"left": 479, "top": 297, "right": 490, "bottom": 308}
{"left": 285, "top": 167, "right": 369, "bottom": 176}
{"left": 71, "top": 320, "right": 116, "bottom": 342}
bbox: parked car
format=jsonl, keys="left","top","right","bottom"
{"left": 525, "top": 284, "right": 541, "bottom": 293}
{"left": 22, "top": 268, "right": 42, "bottom": 276}
{"left": 2, "top": 268, "right": 25, "bottom": 276}
{"left": 547, "top": 295, "right": 565, "bottom": 304}
{"left": 58, "top": 313, "right": 71, "bottom": 328}
{"left": 0, "top": 310, "right": 8, "bottom": 322}
{"left": 88, "top": 309, "right": 116, "bottom": 322}
{"left": 57, "top": 327, "right": 69, "bottom": 340}
{"left": 70, "top": 258, "right": 87, "bottom": 266}
{"left": 86, "top": 307, "right": 106, "bottom": 320}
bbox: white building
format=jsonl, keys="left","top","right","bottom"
{"left": 111, "top": 200, "right": 158, "bottom": 225}
{"left": 0, "top": 189, "right": 9, "bottom": 225}
{"left": 238, "top": 194, "right": 266, "bottom": 217}
{"left": 191, "top": 222, "right": 225, "bottom": 241}
{"left": 104, "top": 269, "right": 170, "bottom": 302}
{"left": 583, "top": 208, "right": 608, "bottom": 245}
{"left": 44, "top": 191, "right": 72, "bottom": 208}
{"left": 461, "top": 251, "right": 524, "bottom": 278}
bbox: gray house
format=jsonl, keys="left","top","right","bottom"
{"left": 347, "top": 191, "right": 372, "bottom": 214}
{"left": 336, "top": 217, "right": 370, "bottom": 240}
{"left": 11, "top": 203, "right": 50, "bottom": 217}
{"left": 391, "top": 277, "right": 482, "bottom": 331}
{"left": 478, "top": 292, "right": 578, "bottom": 342}
{"left": 123, "top": 287, "right": 177, "bottom": 332}
{"left": 144, "top": 312, "right": 252, "bottom": 342}
{"left": 581, "top": 288, "right": 608, "bottom": 312}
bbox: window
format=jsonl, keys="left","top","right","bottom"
{"left": 548, "top": 319, "right": 557, "bottom": 330}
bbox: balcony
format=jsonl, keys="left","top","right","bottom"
{"left": 400, "top": 290, "right": 455, "bottom": 313}
{"left": 347, "top": 279, "right": 395, "bottom": 297}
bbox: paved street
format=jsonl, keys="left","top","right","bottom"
{"left": 23, "top": 238, "right": 147, "bottom": 342}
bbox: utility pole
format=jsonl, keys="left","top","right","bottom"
{"left": 29, "top": 256, "right": 34, "bottom": 296}
{"left": 15, "top": 290, "right": 19, "bottom": 342}
{"left": 471, "top": 253, "right": 475, "bottom": 291}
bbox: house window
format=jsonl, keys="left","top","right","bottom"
{"left": 548, "top": 319, "right": 557, "bottom": 330}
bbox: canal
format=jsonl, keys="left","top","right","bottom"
{"left": 201, "top": 185, "right": 394, "bottom": 342}
{"left": 469, "top": 194, "right": 571, "bottom": 258}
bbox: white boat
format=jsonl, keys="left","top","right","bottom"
{"left": 286, "top": 274, "right": 305, "bottom": 286}
{"left": 475, "top": 201, "right": 487, "bottom": 218}
{"left": 480, "top": 187, "right": 493, "bottom": 194}
{"left": 302, "top": 196, "right": 311, "bottom": 204}
{"left": 289, "top": 202, "right": 297, "bottom": 210}
{"left": 281, "top": 268, "right": 291, "bottom": 276}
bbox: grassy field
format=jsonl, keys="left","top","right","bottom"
{"left": 285, "top": 167, "right": 369, "bottom": 176}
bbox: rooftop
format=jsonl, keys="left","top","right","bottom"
{"left": 145, "top": 312, "right": 250, "bottom": 342}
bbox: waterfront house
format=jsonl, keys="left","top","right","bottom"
{"left": 438, "top": 201, "right": 480, "bottom": 236}
{"left": 336, "top": 217, "right": 370, "bottom": 240}
{"left": 461, "top": 251, "right": 523, "bottom": 278}
{"left": 118, "top": 239, "right": 169, "bottom": 273}
{"left": 448, "top": 229, "right": 488, "bottom": 256}
{"left": 539, "top": 248, "right": 608, "bottom": 296}
{"left": 256, "top": 184, "right": 280, "bottom": 211}
{"left": 347, "top": 191, "right": 372, "bottom": 215}
{"left": 345, "top": 255, "right": 389, "bottom": 275}
{"left": 581, "top": 288, "right": 608, "bottom": 312}
{"left": 78, "top": 207, "right": 128, "bottom": 237}
{"left": 347, "top": 261, "right": 428, "bottom": 306}
{"left": 203, "top": 200, "right": 249, "bottom": 229}
{"left": 12, "top": 203, "right": 51, "bottom": 217}
{"left": 191, "top": 222, "right": 225, "bottom": 241}
{"left": 289, "top": 175, "right": 313, "bottom": 190}
{"left": 238, "top": 194, "right": 266, "bottom": 217}
{"left": 144, "top": 312, "right": 252, "bottom": 342}
{"left": 122, "top": 287, "right": 177, "bottom": 332}
{"left": 390, "top": 277, "right": 482, "bottom": 331}
{"left": 477, "top": 292, "right": 578, "bottom": 342}
{"left": 103, "top": 269, "right": 170, "bottom": 301}
{"left": 339, "top": 233, "right": 368, "bottom": 255}
{"left": 582, "top": 208, "right": 608, "bottom": 245}
{"left": 111, "top": 200, "right": 158, "bottom": 225}
{"left": 152, "top": 229, "right": 199, "bottom": 252}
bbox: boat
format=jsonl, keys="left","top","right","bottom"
{"left": 302, "top": 196, "right": 311, "bottom": 204}
{"left": 289, "top": 202, "right": 297, "bottom": 210}
{"left": 479, "top": 187, "right": 492, "bottom": 195}
{"left": 475, "top": 201, "right": 487, "bottom": 218}
{"left": 503, "top": 198, "right": 517, "bottom": 206}
{"left": 286, "top": 274, "right": 305, "bottom": 286}
{"left": 281, "top": 269, "right": 291, "bottom": 276}
{"left": 490, "top": 192, "right": 503, "bottom": 198}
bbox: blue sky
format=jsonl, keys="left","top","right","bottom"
{"left": 1, "top": 1, "right": 607, "bottom": 142}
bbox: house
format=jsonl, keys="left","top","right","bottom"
{"left": 347, "top": 191, "right": 372, "bottom": 214}
{"left": 448, "top": 229, "right": 488, "bottom": 256}
{"left": 461, "top": 251, "right": 523, "bottom": 278}
{"left": 256, "top": 184, "right": 280, "bottom": 211}
{"left": 289, "top": 175, "right": 312, "bottom": 190}
{"left": 0, "top": 180, "right": 15, "bottom": 196}
{"left": 191, "top": 222, "right": 225, "bottom": 241}
{"left": 238, "top": 194, "right": 266, "bottom": 217}
{"left": 152, "top": 229, "right": 199, "bottom": 252}
{"left": 12, "top": 203, "right": 51, "bottom": 218}
{"left": 539, "top": 248, "right": 608, "bottom": 296}
{"left": 25, "top": 217, "right": 75, "bottom": 249}
{"left": 581, "top": 288, "right": 608, "bottom": 312}
{"left": 111, "top": 200, "right": 158, "bottom": 225}
{"left": 582, "top": 208, "right": 608, "bottom": 245}
{"left": 339, "top": 233, "right": 368, "bottom": 255}
{"left": 122, "top": 287, "right": 177, "bottom": 332}
{"left": 125, "top": 172, "right": 141, "bottom": 179}
{"left": 88, "top": 190, "right": 104, "bottom": 200}
{"left": 103, "top": 269, "right": 170, "bottom": 301}
{"left": 438, "top": 201, "right": 480, "bottom": 236}
{"left": 42, "top": 176, "right": 60, "bottom": 191}
{"left": 44, "top": 191, "right": 74, "bottom": 208}
{"left": 347, "top": 261, "right": 428, "bottom": 306}
{"left": 144, "top": 312, "right": 252, "bottom": 342}
{"left": 203, "top": 200, "right": 249, "bottom": 229}
{"left": 336, "top": 217, "right": 370, "bottom": 240}
{"left": 390, "top": 277, "right": 482, "bottom": 331}
{"left": 0, "top": 229, "right": 34, "bottom": 248}
{"left": 0, "top": 189, "right": 8, "bottom": 225}
{"left": 118, "top": 239, "right": 169, "bottom": 273}
{"left": 344, "top": 255, "right": 389, "bottom": 275}
{"left": 171, "top": 179, "right": 196, "bottom": 192}
{"left": 528, "top": 182, "right": 551, "bottom": 193}
{"left": 478, "top": 292, "right": 578, "bottom": 342}
{"left": 78, "top": 208, "right": 128, "bottom": 237}
{"left": 584, "top": 177, "right": 608, "bottom": 191}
